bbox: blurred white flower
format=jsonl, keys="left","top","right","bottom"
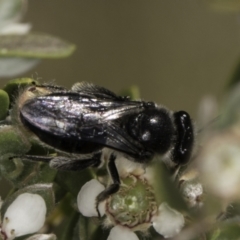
{"left": 152, "top": 202, "right": 185, "bottom": 238}
{"left": 199, "top": 131, "right": 240, "bottom": 200}
{"left": 77, "top": 178, "right": 185, "bottom": 239}
{"left": 1, "top": 193, "right": 47, "bottom": 240}
{"left": 0, "top": 58, "right": 40, "bottom": 78}
{"left": 0, "top": 0, "right": 40, "bottom": 78}
{"left": 0, "top": 23, "right": 31, "bottom": 35}
{"left": 0, "top": 0, "right": 31, "bottom": 35}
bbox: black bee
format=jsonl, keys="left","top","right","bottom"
{"left": 13, "top": 82, "right": 194, "bottom": 213}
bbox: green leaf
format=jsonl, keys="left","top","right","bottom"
{"left": 91, "top": 225, "right": 110, "bottom": 240}
{"left": 55, "top": 169, "right": 94, "bottom": 197}
{"left": 0, "top": 125, "right": 31, "bottom": 156}
{"left": 1, "top": 156, "right": 57, "bottom": 189}
{"left": 0, "top": 124, "right": 57, "bottom": 187}
{"left": 120, "top": 85, "right": 140, "bottom": 100}
{"left": 74, "top": 215, "right": 88, "bottom": 240}
{"left": 24, "top": 234, "right": 57, "bottom": 240}
{"left": 0, "top": 89, "right": 9, "bottom": 120}
{"left": 75, "top": 214, "right": 102, "bottom": 240}
{"left": 0, "top": 125, "right": 56, "bottom": 186}
{"left": 0, "top": 33, "right": 76, "bottom": 58}
{"left": 58, "top": 210, "right": 79, "bottom": 240}
{"left": 3, "top": 77, "right": 38, "bottom": 102}
{"left": 227, "top": 58, "right": 240, "bottom": 88}
{"left": 151, "top": 161, "right": 187, "bottom": 212}
{"left": 209, "top": 224, "right": 240, "bottom": 240}
{"left": 217, "top": 84, "right": 240, "bottom": 128}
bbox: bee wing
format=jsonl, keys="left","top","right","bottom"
{"left": 21, "top": 92, "right": 144, "bottom": 127}
{"left": 71, "top": 82, "right": 126, "bottom": 100}
{"left": 103, "top": 122, "right": 145, "bottom": 156}
{"left": 20, "top": 92, "right": 147, "bottom": 156}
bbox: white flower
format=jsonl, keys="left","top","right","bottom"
{"left": 77, "top": 178, "right": 185, "bottom": 239}
{"left": 107, "top": 225, "right": 139, "bottom": 240}
{"left": 199, "top": 132, "right": 240, "bottom": 200}
{"left": 0, "top": 23, "right": 31, "bottom": 35}
{"left": 0, "top": 0, "right": 31, "bottom": 35}
{"left": 1, "top": 193, "right": 47, "bottom": 240}
{"left": 152, "top": 202, "right": 185, "bottom": 238}
{"left": 77, "top": 179, "right": 106, "bottom": 217}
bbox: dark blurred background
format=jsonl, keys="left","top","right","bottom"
{"left": 3, "top": 0, "right": 240, "bottom": 117}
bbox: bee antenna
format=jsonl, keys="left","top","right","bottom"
{"left": 197, "top": 115, "right": 220, "bottom": 133}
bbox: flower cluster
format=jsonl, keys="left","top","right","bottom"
{"left": 77, "top": 174, "right": 185, "bottom": 239}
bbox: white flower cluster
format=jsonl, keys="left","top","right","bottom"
{"left": 77, "top": 179, "right": 185, "bottom": 239}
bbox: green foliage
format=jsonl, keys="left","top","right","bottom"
{"left": 0, "top": 89, "right": 9, "bottom": 120}
{"left": 0, "top": 33, "right": 76, "bottom": 59}
{"left": 3, "top": 78, "right": 38, "bottom": 102}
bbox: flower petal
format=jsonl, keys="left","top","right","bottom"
{"left": 2, "top": 193, "right": 46, "bottom": 239}
{"left": 152, "top": 202, "right": 185, "bottom": 238}
{"left": 77, "top": 179, "right": 106, "bottom": 217}
{"left": 107, "top": 225, "right": 139, "bottom": 240}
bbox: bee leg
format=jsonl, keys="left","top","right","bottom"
{"left": 9, "top": 152, "right": 103, "bottom": 171}
{"left": 49, "top": 152, "right": 102, "bottom": 171}
{"left": 96, "top": 153, "right": 120, "bottom": 217}
{"left": 9, "top": 155, "right": 53, "bottom": 163}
